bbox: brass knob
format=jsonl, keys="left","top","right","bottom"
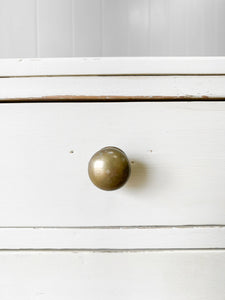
{"left": 88, "top": 146, "right": 131, "bottom": 191}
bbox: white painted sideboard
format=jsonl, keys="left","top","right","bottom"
{"left": 0, "top": 57, "right": 224, "bottom": 299}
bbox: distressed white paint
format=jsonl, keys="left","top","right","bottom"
{"left": 0, "top": 57, "right": 225, "bottom": 77}
{"left": 0, "top": 102, "right": 224, "bottom": 226}
{"left": 0, "top": 0, "right": 225, "bottom": 58}
{"left": 0, "top": 75, "right": 225, "bottom": 100}
{"left": 0, "top": 227, "right": 223, "bottom": 249}
{"left": 0, "top": 251, "right": 224, "bottom": 299}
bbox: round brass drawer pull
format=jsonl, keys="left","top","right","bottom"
{"left": 88, "top": 146, "right": 131, "bottom": 191}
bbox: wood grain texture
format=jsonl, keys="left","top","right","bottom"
{"left": 0, "top": 251, "right": 224, "bottom": 299}
{"left": 0, "top": 227, "right": 224, "bottom": 249}
{"left": 0, "top": 102, "right": 224, "bottom": 226}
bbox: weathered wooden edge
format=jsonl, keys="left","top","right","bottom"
{"left": 1, "top": 74, "right": 224, "bottom": 102}
{"left": 0, "top": 57, "right": 225, "bottom": 77}
{"left": 0, "top": 95, "right": 224, "bottom": 102}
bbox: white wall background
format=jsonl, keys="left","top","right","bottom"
{"left": 0, "top": 0, "right": 224, "bottom": 58}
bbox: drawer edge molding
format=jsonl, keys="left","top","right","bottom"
{"left": 0, "top": 57, "right": 225, "bottom": 77}
{"left": 0, "top": 76, "right": 225, "bottom": 101}
{"left": 0, "top": 227, "right": 224, "bottom": 250}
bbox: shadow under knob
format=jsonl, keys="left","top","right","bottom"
{"left": 88, "top": 146, "right": 131, "bottom": 191}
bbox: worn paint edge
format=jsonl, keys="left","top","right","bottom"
{"left": 1, "top": 74, "right": 225, "bottom": 78}
{"left": 0, "top": 95, "right": 225, "bottom": 103}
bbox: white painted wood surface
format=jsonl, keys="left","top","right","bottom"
{"left": 0, "top": 227, "right": 223, "bottom": 249}
{"left": 0, "top": 75, "right": 225, "bottom": 100}
{"left": 0, "top": 57, "right": 225, "bottom": 77}
{"left": 0, "top": 102, "right": 224, "bottom": 226}
{"left": 0, "top": 251, "right": 224, "bottom": 299}
{"left": 0, "top": 0, "right": 225, "bottom": 58}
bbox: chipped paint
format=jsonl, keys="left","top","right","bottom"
{"left": 0, "top": 95, "right": 224, "bottom": 103}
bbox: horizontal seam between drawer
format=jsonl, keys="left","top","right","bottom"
{"left": 1, "top": 98, "right": 225, "bottom": 103}
{"left": 1, "top": 74, "right": 225, "bottom": 78}
{"left": 0, "top": 248, "right": 224, "bottom": 252}
{"left": 0, "top": 225, "right": 224, "bottom": 229}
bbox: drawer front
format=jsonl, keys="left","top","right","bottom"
{"left": 0, "top": 102, "right": 224, "bottom": 226}
{"left": 0, "top": 251, "right": 224, "bottom": 300}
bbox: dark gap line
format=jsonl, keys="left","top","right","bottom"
{"left": 0, "top": 248, "right": 224, "bottom": 252}
{"left": 0, "top": 225, "right": 224, "bottom": 230}
{"left": 0, "top": 74, "right": 225, "bottom": 78}
{"left": 0, "top": 99, "right": 225, "bottom": 103}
